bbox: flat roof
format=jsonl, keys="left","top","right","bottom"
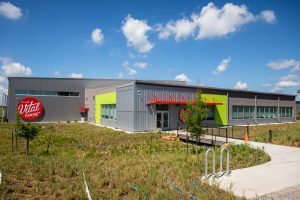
{"left": 131, "top": 80, "right": 296, "bottom": 97}
{"left": 7, "top": 77, "right": 296, "bottom": 97}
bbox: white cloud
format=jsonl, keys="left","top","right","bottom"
{"left": 175, "top": 73, "right": 191, "bottom": 82}
{"left": 127, "top": 68, "right": 137, "bottom": 76}
{"left": 54, "top": 71, "right": 60, "bottom": 76}
{"left": 156, "top": 2, "right": 276, "bottom": 41}
{"left": 276, "top": 74, "right": 300, "bottom": 88}
{"left": 0, "top": 2, "right": 22, "bottom": 20}
{"left": 122, "top": 60, "right": 137, "bottom": 76}
{"left": 0, "top": 75, "right": 5, "bottom": 83}
{"left": 91, "top": 28, "right": 104, "bottom": 45}
{"left": 270, "top": 87, "right": 282, "bottom": 93}
{"left": 234, "top": 81, "right": 248, "bottom": 90}
{"left": 213, "top": 56, "right": 231, "bottom": 74}
{"left": 259, "top": 10, "right": 277, "bottom": 24}
{"left": 193, "top": 2, "right": 256, "bottom": 39}
{"left": 133, "top": 62, "right": 147, "bottom": 69}
{"left": 121, "top": 15, "right": 154, "bottom": 53}
{"left": 266, "top": 59, "right": 300, "bottom": 70}
{"left": 156, "top": 18, "right": 196, "bottom": 41}
{"left": 69, "top": 73, "right": 83, "bottom": 78}
{"left": 0, "top": 57, "right": 32, "bottom": 77}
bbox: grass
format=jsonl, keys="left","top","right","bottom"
{"left": 249, "top": 122, "right": 300, "bottom": 147}
{"left": 0, "top": 123, "right": 270, "bottom": 199}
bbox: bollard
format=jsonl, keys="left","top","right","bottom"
{"left": 269, "top": 130, "right": 272, "bottom": 143}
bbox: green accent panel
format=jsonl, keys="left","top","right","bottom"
{"left": 202, "top": 93, "right": 228, "bottom": 125}
{"left": 95, "top": 92, "right": 116, "bottom": 124}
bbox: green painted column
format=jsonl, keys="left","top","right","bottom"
{"left": 202, "top": 93, "right": 228, "bottom": 125}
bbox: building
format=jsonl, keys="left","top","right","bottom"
{"left": 7, "top": 77, "right": 297, "bottom": 131}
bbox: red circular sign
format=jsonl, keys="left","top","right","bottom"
{"left": 17, "top": 97, "right": 43, "bottom": 120}
{"left": 178, "top": 107, "right": 187, "bottom": 123}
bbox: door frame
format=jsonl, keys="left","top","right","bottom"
{"left": 156, "top": 111, "right": 169, "bottom": 130}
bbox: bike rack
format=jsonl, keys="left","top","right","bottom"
{"left": 201, "top": 147, "right": 231, "bottom": 180}
{"left": 219, "top": 147, "right": 230, "bottom": 177}
{"left": 203, "top": 148, "right": 215, "bottom": 179}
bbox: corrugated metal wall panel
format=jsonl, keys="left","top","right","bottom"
{"left": 116, "top": 84, "right": 135, "bottom": 131}
{"left": 7, "top": 78, "right": 131, "bottom": 122}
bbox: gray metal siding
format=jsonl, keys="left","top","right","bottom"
{"left": 8, "top": 78, "right": 86, "bottom": 122}
{"left": 85, "top": 80, "right": 132, "bottom": 122}
{"left": 133, "top": 84, "right": 198, "bottom": 131}
{"left": 228, "top": 93, "right": 296, "bottom": 125}
{"left": 7, "top": 78, "right": 130, "bottom": 122}
{"left": 116, "top": 84, "right": 135, "bottom": 131}
{"left": 100, "top": 118, "right": 117, "bottom": 128}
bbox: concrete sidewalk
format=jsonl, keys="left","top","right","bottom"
{"left": 210, "top": 136, "right": 300, "bottom": 199}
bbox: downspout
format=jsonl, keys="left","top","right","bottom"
{"left": 278, "top": 96, "right": 280, "bottom": 123}
{"left": 226, "top": 92, "right": 229, "bottom": 125}
{"left": 255, "top": 94, "right": 257, "bottom": 124}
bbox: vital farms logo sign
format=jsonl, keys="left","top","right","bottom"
{"left": 17, "top": 97, "right": 43, "bottom": 120}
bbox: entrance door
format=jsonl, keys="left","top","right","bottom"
{"left": 157, "top": 111, "right": 169, "bottom": 130}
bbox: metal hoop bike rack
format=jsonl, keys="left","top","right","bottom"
{"left": 218, "top": 147, "right": 230, "bottom": 177}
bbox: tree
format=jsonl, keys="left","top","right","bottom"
{"left": 180, "top": 91, "right": 208, "bottom": 137}
{"left": 16, "top": 113, "right": 41, "bottom": 155}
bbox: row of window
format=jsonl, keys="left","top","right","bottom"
{"left": 15, "top": 89, "right": 80, "bottom": 97}
{"left": 101, "top": 104, "right": 116, "bottom": 120}
{"left": 232, "top": 106, "right": 293, "bottom": 119}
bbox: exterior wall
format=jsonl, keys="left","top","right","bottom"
{"left": 116, "top": 84, "right": 135, "bottom": 131}
{"left": 132, "top": 83, "right": 227, "bottom": 131}
{"left": 228, "top": 92, "right": 296, "bottom": 125}
{"left": 85, "top": 80, "right": 132, "bottom": 122}
{"left": 7, "top": 78, "right": 86, "bottom": 122}
{"left": 7, "top": 77, "right": 129, "bottom": 122}
{"left": 297, "top": 101, "right": 300, "bottom": 117}
{"left": 202, "top": 93, "right": 227, "bottom": 125}
{"left": 95, "top": 92, "right": 116, "bottom": 127}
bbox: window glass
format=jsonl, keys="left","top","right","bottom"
{"left": 238, "top": 106, "right": 243, "bottom": 119}
{"left": 250, "top": 107, "right": 255, "bottom": 118}
{"left": 70, "top": 92, "right": 80, "bottom": 97}
{"left": 57, "top": 92, "right": 70, "bottom": 96}
{"left": 44, "top": 91, "right": 57, "bottom": 96}
{"left": 15, "top": 89, "right": 29, "bottom": 95}
{"left": 232, "top": 106, "right": 237, "bottom": 119}
{"left": 29, "top": 90, "right": 44, "bottom": 96}
{"left": 207, "top": 106, "right": 214, "bottom": 120}
{"left": 244, "top": 106, "right": 250, "bottom": 119}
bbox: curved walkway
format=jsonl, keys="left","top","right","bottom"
{"left": 214, "top": 137, "right": 300, "bottom": 199}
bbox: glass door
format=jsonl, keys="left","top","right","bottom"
{"left": 157, "top": 111, "right": 169, "bottom": 130}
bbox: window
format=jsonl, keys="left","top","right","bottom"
{"left": 15, "top": 89, "right": 29, "bottom": 95}
{"left": 257, "top": 106, "right": 280, "bottom": 118}
{"left": 232, "top": 105, "right": 255, "bottom": 120}
{"left": 44, "top": 91, "right": 57, "bottom": 96}
{"left": 29, "top": 90, "right": 44, "bottom": 96}
{"left": 101, "top": 104, "right": 116, "bottom": 120}
{"left": 206, "top": 106, "right": 214, "bottom": 120}
{"left": 232, "top": 106, "right": 238, "bottom": 119}
{"left": 280, "top": 107, "right": 293, "bottom": 118}
{"left": 15, "top": 89, "right": 80, "bottom": 97}
{"left": 70, "top": 92, "right": 80, "bottom": 97}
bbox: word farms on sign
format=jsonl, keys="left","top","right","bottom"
{"left": 17, "top": 97, "right": 43, "bottom": 120}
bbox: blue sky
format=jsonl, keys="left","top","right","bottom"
{"left": 0, "top": 0, "right": 299, "bottom": 99}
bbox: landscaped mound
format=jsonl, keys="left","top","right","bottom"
{"left": 0, "top": 123, "right": 270, "bottom": 199}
